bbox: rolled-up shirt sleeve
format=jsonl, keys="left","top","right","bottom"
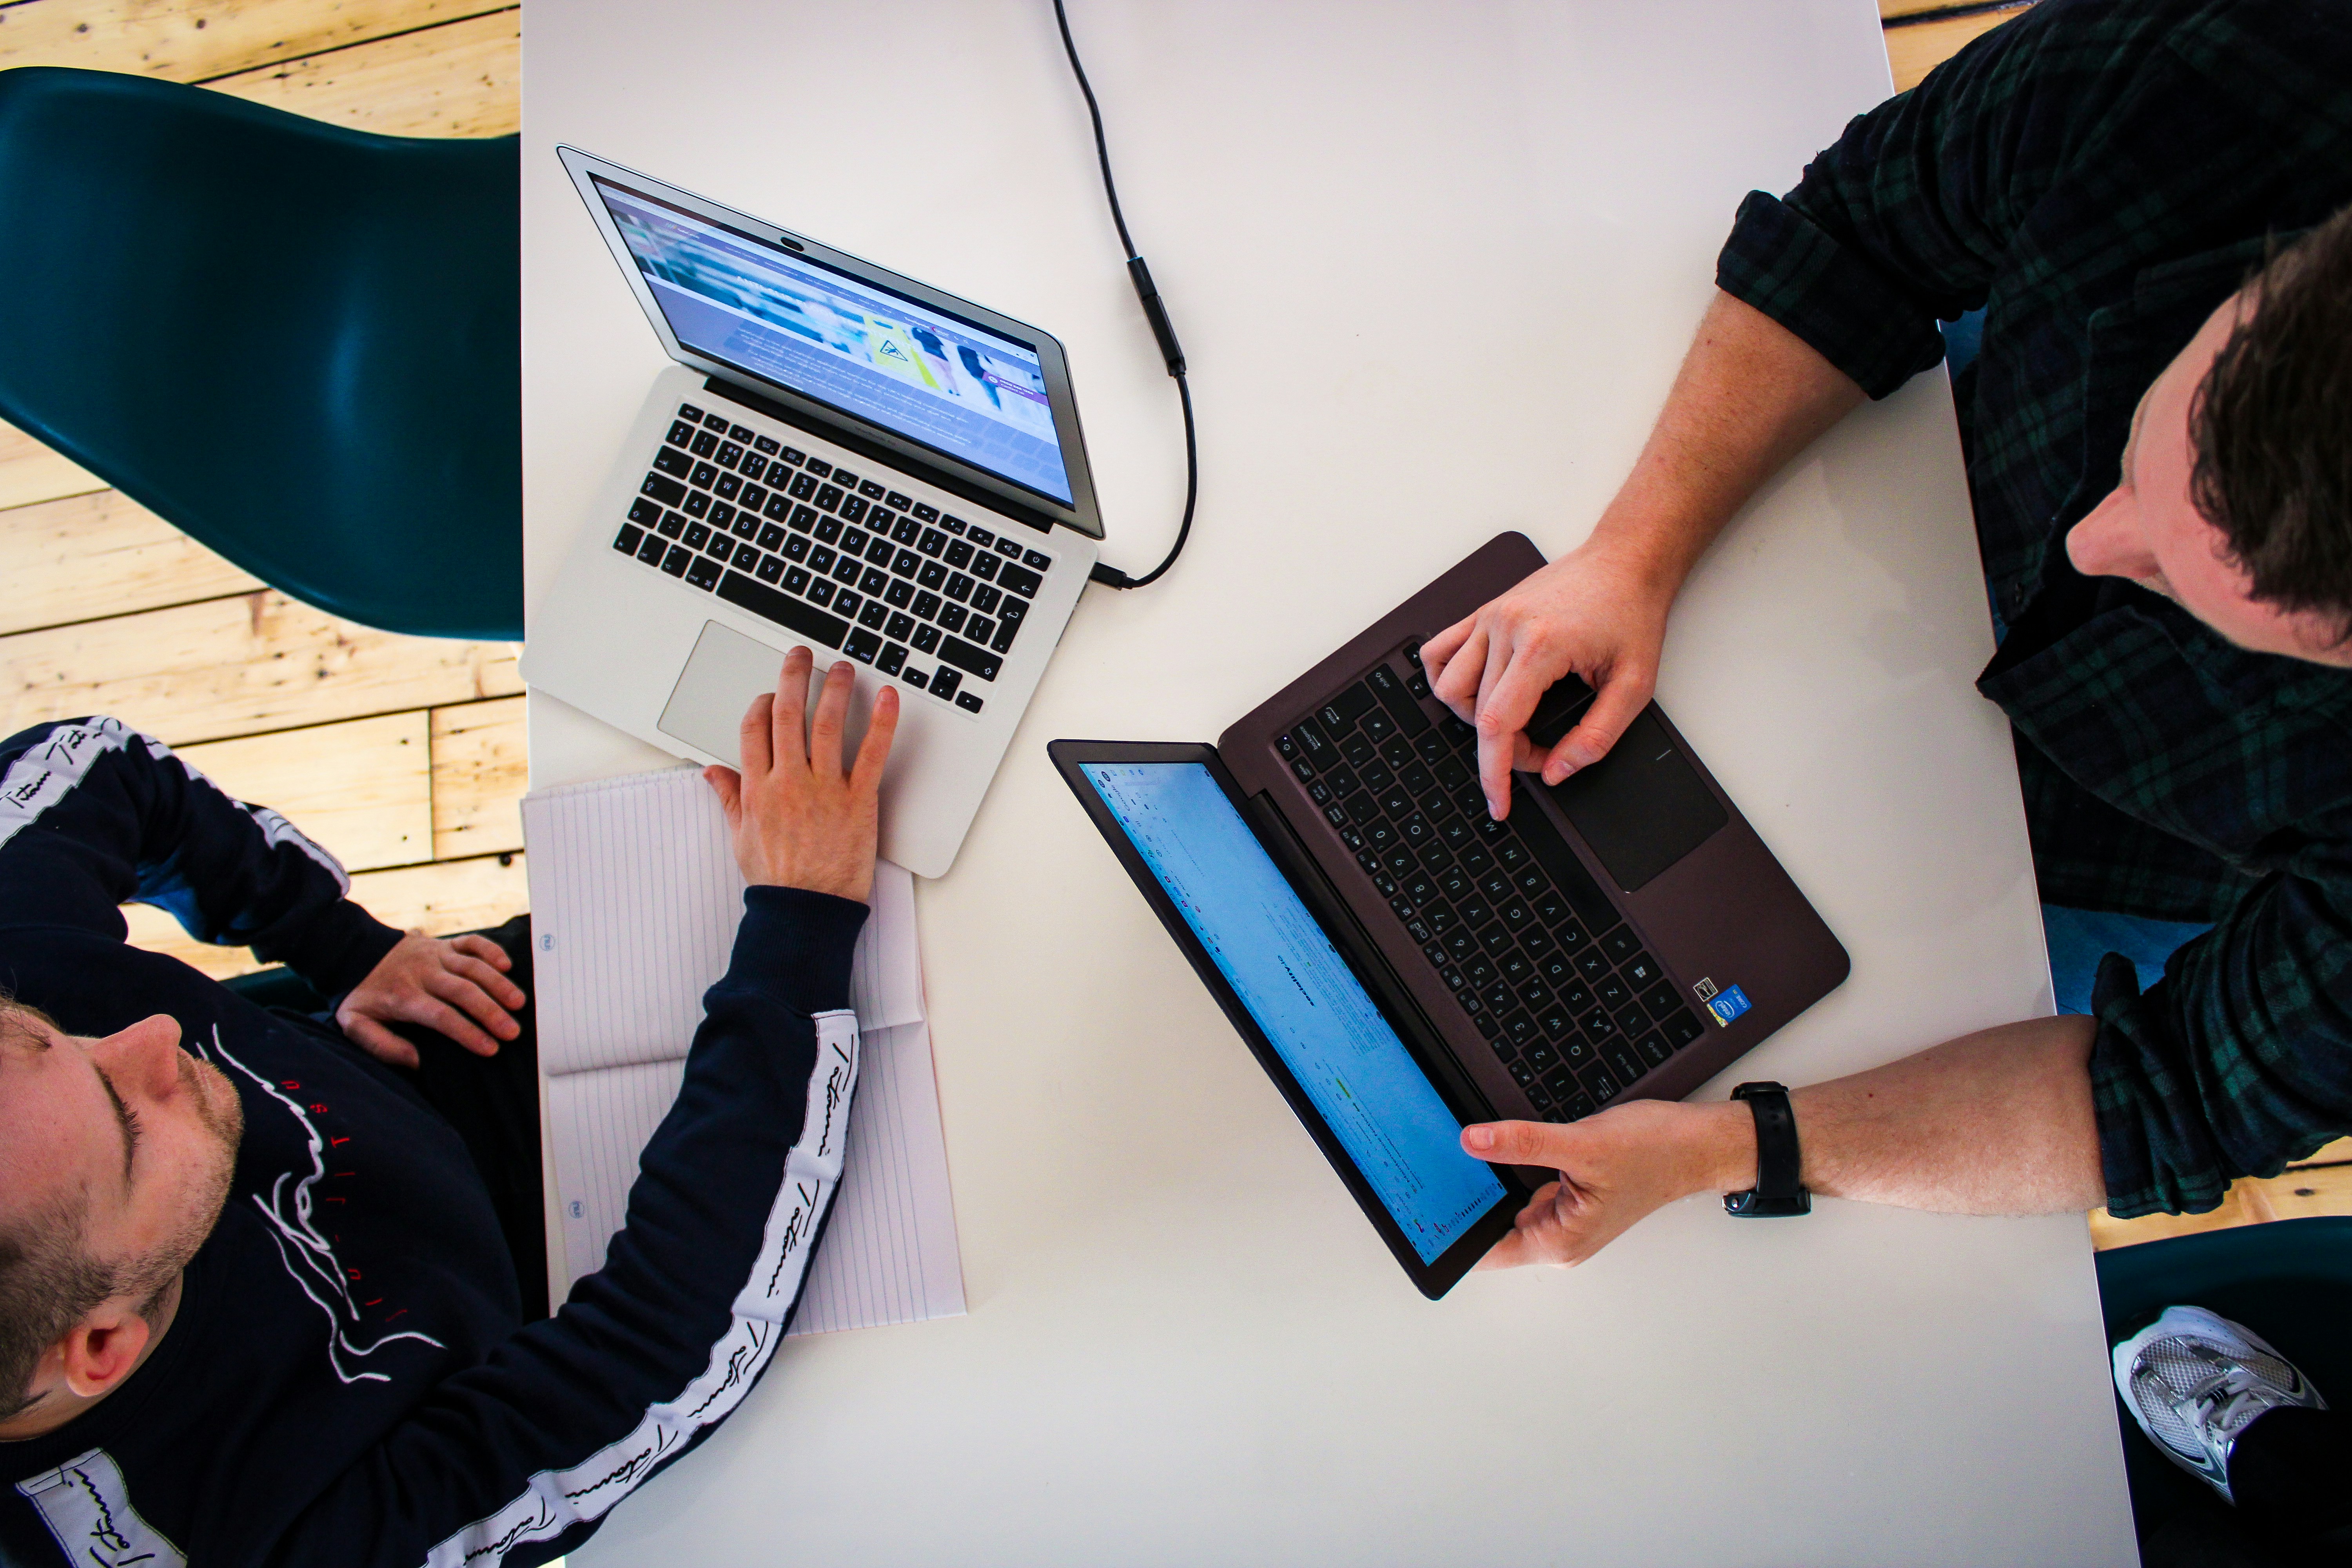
{"left": 1714, "top": 0, "right": 2062, "bottom": 398}
{"left": 2089, "top": 871, "right": 2352, "bottom": 1217}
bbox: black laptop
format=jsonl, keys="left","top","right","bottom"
{"left": 1053, "top": 533, "right": 1849, "bottom": 1296}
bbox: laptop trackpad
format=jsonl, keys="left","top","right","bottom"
{"left": 659, "top": 621, "right": 786, "bottom": 765}
{"left": 1543, "top": 706, "right": 1727, "bottom": 892}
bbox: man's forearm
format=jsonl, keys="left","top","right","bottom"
{"left": 1592, "top": 290, "right": 1866, "bottom": 592}
{"left": 1794, "top": 1016, "right": 2107, "bottom": 1212}
{"left": 1682, "top": 1016, "right": 2107, "bottom": 1214}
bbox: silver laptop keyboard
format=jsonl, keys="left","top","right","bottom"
{"left": 611, "top": 400, "right": 1063, "bottom": 716}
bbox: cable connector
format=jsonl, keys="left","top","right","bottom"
{"left": 1127, "top": 256, "right": 1184, "bottom": 376}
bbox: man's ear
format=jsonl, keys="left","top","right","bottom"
{"left": 56, "top": 1302, "right": 154, "bottom": 1400}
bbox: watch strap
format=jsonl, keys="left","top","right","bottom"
{"left": 1724, "top": 1081, "right": 1810, "bottom": 1217}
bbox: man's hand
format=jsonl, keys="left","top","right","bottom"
{"left": 338, "top": 931, "right": 526, "bottom": 1068}
{"left": 1419, "top": 292, "right": 1867, "bottom": 822}
{"left": 702, "top": 646, "right": 898, "bottom": 902}
{"left": 1419, "top": 537, "right": 1671, "bottom": 820}
{"left": 1463, "top": 1099, "right": 1752, "bottom": 1269}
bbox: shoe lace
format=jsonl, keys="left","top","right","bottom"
{"left": 2184, "top": 1358, "right": 2287, "bottom": 1449}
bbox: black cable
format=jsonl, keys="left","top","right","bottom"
{"left": 1053, "top": 0, "right": 1198, "bottom": 590}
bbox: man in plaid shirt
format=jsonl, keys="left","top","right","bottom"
{"left": 1418, "top": 0, "right": 2352, "bottom": 1271}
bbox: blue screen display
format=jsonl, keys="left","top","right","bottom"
{"left": 594, "top": 178, "right": 1074, "bottom": 506}
{"left": 1082, "top": 762, "right": 1506, "bottom": 1264}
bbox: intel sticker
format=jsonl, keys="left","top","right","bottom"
{"left": 1705, "top": 984, "right": 1753, "bottom": 1028}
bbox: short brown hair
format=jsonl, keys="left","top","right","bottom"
{"left": 2192, "top": 205, "right": 2352, "bottom": 639}
{"left": 0, "top": 996, "right": 120, "bottom": 1419}
{"left": 0, "top": 1200, "right": 112, "bottom": 1421}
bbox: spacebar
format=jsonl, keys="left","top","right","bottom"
{"left": 1509, "top": 778, "right": 1620, "bottom": 931}
{"left": 716, "top": 571, "right": 847, "bottom": 650}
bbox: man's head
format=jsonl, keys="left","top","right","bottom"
{"left": 2067, "top": 206, "right": 2352, "bottom": 664}
{"left": 0, "top": 1000, "right": 242, "bottom": 1428}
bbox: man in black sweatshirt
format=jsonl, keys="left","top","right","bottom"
{"left": 0, "top": 646, "right": 896, "bottom": 1567}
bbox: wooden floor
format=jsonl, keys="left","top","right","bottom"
{"left": 5, "top": 0, "right": 2343, "bottom": 1248}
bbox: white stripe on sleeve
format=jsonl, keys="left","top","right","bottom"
{"left": 421, "top": 1009, "right": 860, "bottom": 1568}
{"left": 0, "top": 717, "right": 139, "bottom": 855}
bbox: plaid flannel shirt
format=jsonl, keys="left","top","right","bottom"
{"left": 1713, "top": 0, "right": 2352, "bottom": 1216}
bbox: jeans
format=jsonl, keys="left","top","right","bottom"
{"left": 2041, "top": 902, "right": 2210, "bottom": 1015}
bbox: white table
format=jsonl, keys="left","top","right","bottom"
{"left": 521, "top": 2, "right": 2138, "bottom": 1561}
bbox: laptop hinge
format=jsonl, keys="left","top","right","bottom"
{"left": 702, "top": 377, "right": 1061, "bottom": 536}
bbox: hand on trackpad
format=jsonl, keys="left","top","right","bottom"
{"left": 661, "top": 619, "right": 890, "bottom": 768}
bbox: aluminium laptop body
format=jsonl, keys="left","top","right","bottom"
{"left": 523, "top": 148, "right": 1106, "bottom": 878}
{"left": 1052, "top": 532, "right": 1849, "bottom": 1296}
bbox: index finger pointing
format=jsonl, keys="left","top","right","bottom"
{"left": 1473, "top": 628, "right": 1521, "bottom": 819}
{"left": 851, "top": 683, "right": 899, "bottom": 797}
{"left": 738, "top": 691, "right": 777, "bottom": 781}
{"left": 771, "top": 646, "right": 816, "bottom": 772}
{"left": 809, "top": 658, "right": 856, "bottom": 772}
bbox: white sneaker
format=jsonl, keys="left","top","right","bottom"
{"left": 2111, "top": 1305, "right": 2329, "bottom": 1503}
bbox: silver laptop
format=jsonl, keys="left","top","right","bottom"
{"left": 523, "top": 147, "right": 1105, "bottom": 878}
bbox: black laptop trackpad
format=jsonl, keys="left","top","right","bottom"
{"left": 1542, "top": 706, "right": 1726, "bottom": 892}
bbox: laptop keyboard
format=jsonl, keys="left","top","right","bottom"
{"left": 609, "top": 401, "right": 1065, "bottom": 716}
{"left": 1277, "top": 652, "right": 1709, "bottom": 1122}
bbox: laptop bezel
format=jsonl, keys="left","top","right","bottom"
{"left": 1050, "top": 738, "right": 1523, "bottom": 1300}
{"left": 556, "top": 145, "right": 1106, "bottom": 541}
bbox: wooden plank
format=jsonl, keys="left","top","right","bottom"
{"left": 0, "top": 487, "right": 263, "bottom": 636}
{"left": 0, "top": 0, "right": 508, "bottom": 85}
{"left": 1, "top": 588, "right": 521, "bottom": 747}
{"left": 120, "top": 901, "right": 267, "bottom": 980}
{"left": 345, "top": 848, "right": 526, "bottom": 935}
{"left": 123, "top": 849, "right": 527, "bottom": 979}
{"left": 206, "top": 7, "right": 518, "bottom": 136}
{"left": 1887, "top": 7, "right": 2031, "bottom": 91}
{"left": 430, "top": 693, "right": 525, "bottom": 859}
{"left": 0, "top": 419, "right": 104, "bottom": 513}
{"left": 176, "top": 710, "right": 432, "bottom": 872}
{"left": 2270, "top": 1161, "right": 2352, "bottom": 1221}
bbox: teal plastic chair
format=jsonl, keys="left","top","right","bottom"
{"left": 0, "top": 67, "right": 521, "bottom": 640}
{"left": 2096, "top": 1217, "right": 2352, "bottom": 1543}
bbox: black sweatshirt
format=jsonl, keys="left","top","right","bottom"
{"left": 0, "top": 717, "right": 866, "bottom": 1566}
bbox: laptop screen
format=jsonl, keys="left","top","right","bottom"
{"left": 590, "top": 176, "right": 1076, "bottom": 507}
{"left": 1079, "top": 761, "right": 1508, "bottom": 1265}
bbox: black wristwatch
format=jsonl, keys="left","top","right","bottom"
{"left": 1723, "top": 1082, "right": 1811, "bottom": 1217}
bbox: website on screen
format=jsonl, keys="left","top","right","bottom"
{"left": 596, "top": 179, "right": 1074, "bottom": 505}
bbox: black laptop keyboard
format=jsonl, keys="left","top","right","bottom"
{"left": 1277, "top": 654, "right": 1709, "bottom": 1122}
{"left": 609, "top": 402, "right": 1062, "bottom": 716}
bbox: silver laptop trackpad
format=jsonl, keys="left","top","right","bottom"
{"left": 658, "top": 620, "right": 789, "bottom": 766}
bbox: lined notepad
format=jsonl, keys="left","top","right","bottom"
{"left": 523, "top": 765, "right": 963, "bottom": 1336}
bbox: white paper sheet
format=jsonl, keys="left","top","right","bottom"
{"left": 524, "top": 764, "right": 962, "bottom": 1335}
{"left": 524, "top": 768, "right": 924, "bottom": 1076}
